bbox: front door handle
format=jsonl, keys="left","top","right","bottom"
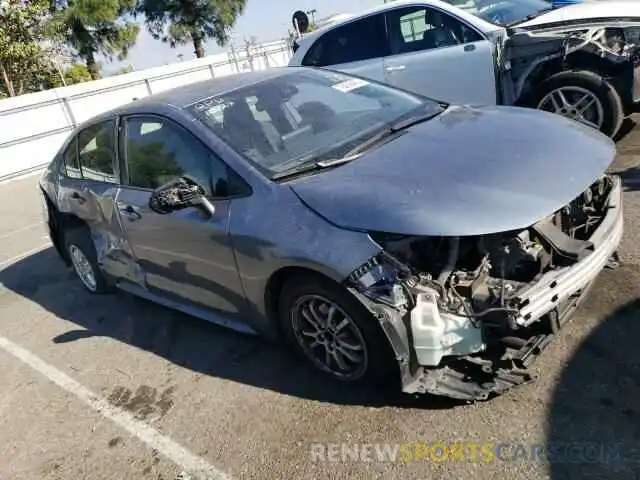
{"left": 119, "top": 204, "right": 142, "bottom": 221}
{"left": 464, "top": 44, "right": 476, "bottom": 52}
{"left": 385, "top": 65, "right": 406, "bottom": 72}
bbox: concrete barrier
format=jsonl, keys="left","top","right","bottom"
{"left": 0, "top": 39, "right": 293, "bottom": 181}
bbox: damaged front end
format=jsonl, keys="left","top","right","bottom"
{"left": 500, "top": 21, "right": 640, "bottom": 105}
{"left": 345, "top": 175, "right": 623, "bottom": 401}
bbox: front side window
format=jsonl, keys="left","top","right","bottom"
{"left": 301, "top": 14, "right": 387, "bottom": 67}
{"left": 386, "top": 7, "right": 483, "bottom": 55}
{"left": 76, "top": 120, "right": 117, "bottom": 183}
{"left": 187, "top": 69, "right": 443, "bottom": 178}
{"left": 122, "top": 116, "right": 242, "bottom": 198}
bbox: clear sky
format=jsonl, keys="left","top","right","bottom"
{"left": 106, "top": 0, "right": 383, "bottom": 72}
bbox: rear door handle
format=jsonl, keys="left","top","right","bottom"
{"left": 119, "top": 204, "right": 142, "bottom": 221}
{"left": 71, "top": 191, "right": 86, "bottom": 204}
{"left": 385, "top": 65, "right": 406, "bottom": 72}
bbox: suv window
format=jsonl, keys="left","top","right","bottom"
{"left": 385, "top": 7, "right": 483, "bottom": 55}
{"left": 302, "top": 14, "right": 387, "bottom": 67}
{"left": 122, "top": 116, "right": 245, "bottom": 198}
{"left": 76, "top": 120, "right": 117, "bottom": 183}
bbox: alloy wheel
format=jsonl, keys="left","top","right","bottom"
{"left": 537, "top": 86, "right": 604, "bottom": 129}
{"left": 69, "top": 244, "right": 97, "bottom": 292}
{"left": 291, "top": 294, "right": 369, "bottom": 380}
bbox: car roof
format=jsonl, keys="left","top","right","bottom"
{"left": 81, "top": 66, "right": 301, "bottom": 126}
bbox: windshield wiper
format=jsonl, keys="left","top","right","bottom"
{"left": 388, "top": 107, "right": 447, "bottom": 132}
{"left": 273, "top": 105, "right": 446, "bottom": 181}
{"left": 271, "top": 153, "right": 364, "bottom": 180}
{"left": 342, "top": 105, "right": 446, "bottom": 158}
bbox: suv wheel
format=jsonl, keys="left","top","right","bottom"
{"left": 531, "top": 70, "right": 624, "bottom": 137}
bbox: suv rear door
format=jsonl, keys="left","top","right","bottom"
{"left": 300, "top": 13, "right": 388, "bottom": 82}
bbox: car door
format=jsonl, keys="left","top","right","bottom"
{"left": 57, "top": 119, "right": 120, "bottom": 219}
{"left": 382, "top": 5, "right": 497, "bottom": 105}
{"left": 114, "top": 114, "right": 250, "bottom": 320}
{"left": 56, "top": 119, "right": 123, "bottom": 275}
{"left": 300, "top": 13, "right": 389, "bottom": 83}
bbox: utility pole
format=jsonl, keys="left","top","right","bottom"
{"left": 306, "top": 9, "right": 317, "bottom": 24}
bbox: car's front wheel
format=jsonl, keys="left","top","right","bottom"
{"left": 64, "top": 226, "right": 112, "bottom": 294}
{"left": 530, "top": 70, "right": 624, "bottom": 138}
{"left": 278, "top": 274, "right": 396, "bottom": 385}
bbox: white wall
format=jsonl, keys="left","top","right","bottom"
{"left": 0, "top": 39, "right": 293, "bottom": 180}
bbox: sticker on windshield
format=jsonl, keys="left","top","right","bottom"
{"left": 193, "top": 96, "right": 224, "bottom": 111}
{"left": 331, "top": 78, "right": 369, "bottom": 92}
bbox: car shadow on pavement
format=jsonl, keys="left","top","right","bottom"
{"left": 0, "top": 248, "right": 459, "bottom": 410}
{"left": 614, "top": 117, "right": 637, "bottom": 143}
{"left": 547, "top": 266, "right": 640, "bottom": 479}
{"left": 615, "top": 165, "right": 640, "bottom": 192}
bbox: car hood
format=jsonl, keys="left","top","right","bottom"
{"left": 519, "top": 1, "right": 640, "bottom": 28}
{"left": 288, "top": 105, "right": 616, "bottom": 237}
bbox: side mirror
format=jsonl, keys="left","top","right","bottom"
{"left": 149, "top": 176, "right": 215, "bottom": 216}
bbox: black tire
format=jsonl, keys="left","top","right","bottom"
{"left": 278, "top": 274, "right": 397, "bottom": 385}
{"left": 64, "top": 226, "right": 112, "bottom": 294}
{"left": 528, "top": 70, "right": 624, "bottom": 138}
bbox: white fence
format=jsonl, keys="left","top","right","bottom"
{"left": 0, "top": 39, "right": 294, "bottom": 181}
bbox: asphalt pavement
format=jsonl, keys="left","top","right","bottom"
{"left": 1, "top": 118, "right": 640, "bottom": 479}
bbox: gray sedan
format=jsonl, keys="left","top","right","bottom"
{"left": 39, "top": 66, "right": 623, "bottom": 401}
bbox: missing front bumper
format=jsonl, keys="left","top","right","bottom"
{"left": 404, "top": 276, "right": 597, "bottom": 402}
{"left": 399, "top": 176, "right": 623, "bottom": 401}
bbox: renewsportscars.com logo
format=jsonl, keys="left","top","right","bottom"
{"left": 309, "top": 442, "right": 628, "bottom": 464}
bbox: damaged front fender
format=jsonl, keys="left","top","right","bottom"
{"left": 502, "top": 21, "right": 640, "bottom": 105}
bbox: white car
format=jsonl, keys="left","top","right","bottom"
{"left": 289, "top": 0, "right": 640, "bottom": 137}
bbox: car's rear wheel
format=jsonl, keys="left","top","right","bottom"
{"left": 64, "top": 226, "right": 112, "bottom": 294}
{"left": 530, "top": 70, "right": 624, "bottom": 137}
{"left": 278, "top": 274, "right": 396, "bottom": 385}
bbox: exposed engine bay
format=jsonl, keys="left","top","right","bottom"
{"left": 347, "top": 175, "right": 622, "bottom": 401}
{"left": 377, "top": 175, "right": 612, "bottom": 326}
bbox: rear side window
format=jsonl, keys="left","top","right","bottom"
{"left": 302, "top": 14, "right": 387, "bottom": 67}
{"left": 62, "top": 138, "right": 81, "bottom": 179}
{"left": 61, "top": 120, "right": 117, "bottom": 183}
{"left": 77, "top": 120, "right": 117, "bottom": 183}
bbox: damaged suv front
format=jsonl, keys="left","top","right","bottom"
{"left": 347, "top": 175, "right": 623, "bottom": 401}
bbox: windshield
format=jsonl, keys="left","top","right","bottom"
{"left": 186, "top": 69, "right": 441, "bottom": 178}
{"left": 444, "top": 0, "right": 552, "bottom": 26}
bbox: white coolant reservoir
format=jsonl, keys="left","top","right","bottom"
{"left": 410, "top": 289, "right": 485, "bottom": 367}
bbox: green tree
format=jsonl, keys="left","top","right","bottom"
{"left": 0, "top": 0, "right": 53, "bottom": 96}
{"left": 47, "top": 63, "right": 93, "bottom": 87}
{"left": 137, "top": 0, "right": 247, "bottom": 58}
{"left": 51, "top": 0, "right": 139, "bottom": 80}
